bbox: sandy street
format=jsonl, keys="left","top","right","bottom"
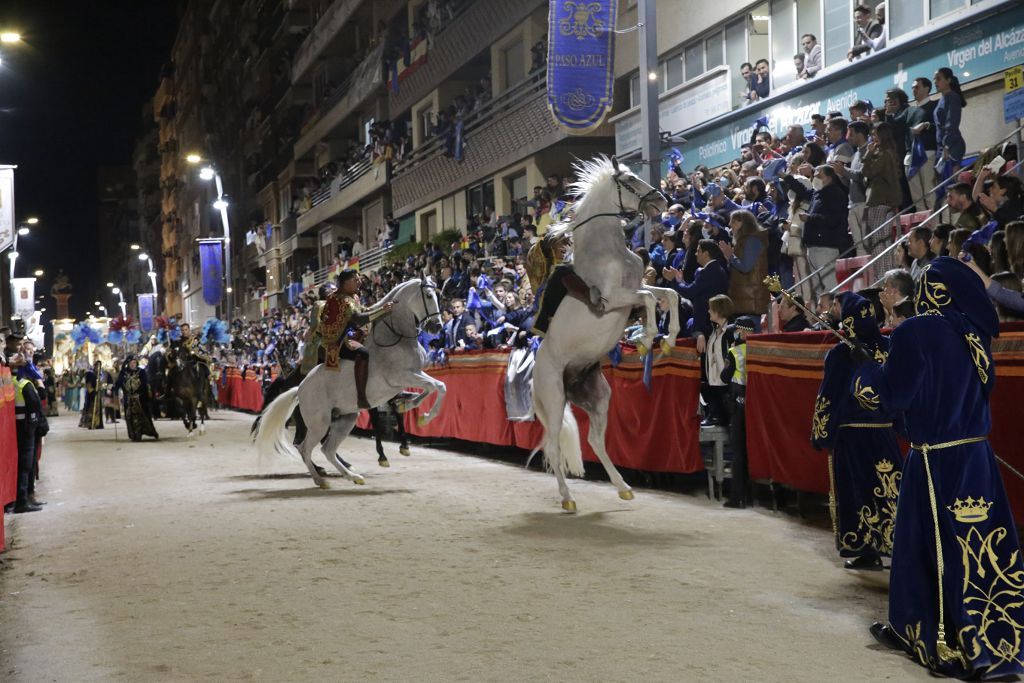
{"left": 1, "top": 411, "right": 925, "bottom": 682}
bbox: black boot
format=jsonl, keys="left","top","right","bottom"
{"left": 355, "top": 356, "right": 370, "bottom": 409}
{"left": 845, "top": 554, "right": 883, "bottom": 571}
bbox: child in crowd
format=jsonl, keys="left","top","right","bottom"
{"left": 701, "top": 294, "right": 735, "bottom": 427}
{"left": 723, "top": 315, "right": 758, "bottom": 508}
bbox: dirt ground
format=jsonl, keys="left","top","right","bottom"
{"left": 1, "top": 411, "right": 929, "bottom": 681}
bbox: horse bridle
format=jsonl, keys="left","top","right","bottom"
{"left": 373, "top": 280, "right": 442, "bottom": 348}
{"left": 569, "top": 157, "right": 664, "bottom": 233}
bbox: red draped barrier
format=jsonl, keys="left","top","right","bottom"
{"left": 217, "top": 368, "right": 269, "bottom": 413}
{"left": 401, "top": 346, "right": 705, "bottom": 474}
{"left": 1, "top": 368, "right": 18, "bottom": 551}
{"left": 745, "top": 324, "right": 1024, "bottom": 522}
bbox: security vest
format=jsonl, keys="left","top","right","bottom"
{"left": 729, "top": 343, "right": 748, "bottom": 386}
{"left": 14, "top": 377, "right": 33, "bottom": 419}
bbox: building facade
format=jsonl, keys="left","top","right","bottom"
{"left": 139, "top": 0, "right": 617, "bottom": 321}
{"left": 611, "top": 0, "right": 1023, "bottom": 172}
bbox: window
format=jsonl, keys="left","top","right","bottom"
{"left": 422, "top": 210, "right": 437, "bottom": 238}
{"left": 684, "top": 43, "right": 703, "bottom": 82}
{"left": 466, "top": 179, "right": 495, "bottom": 220}
{"left": 278, "top": 183, "right": 291, "bottom": 222}
{"left": 796, "top": 0, "right": 821, "bottom": 45}
{"left": 503, "top": 41, "right": 525, "bottom": 89}
{"left": 664, "top": 52, "right": 683, "bottom": 91}
{"left": 929, "top": 0, "right": 962, "bottom": 20}
{"left": 725, "top": 19, "right": 748, "bottom": 109}
{"left": 705, "top": 32, "right": 724, "bottom": 69}
{"left": 891, "top": 0, "right": 923, "bottom": 39}
{"left": 508, "top": 171, "right": 528, "bottom": 216}
{"left": 319, "top": 230, "right": 333, "bottom": 267}
{"left": 418, "top": 105, "right": 434, "bottom": 145}
{"left": 771, "top": 0, "right": 796, "bottom": 88}
{"left": 823, "top": 0, "right": 851, "bottom": 67}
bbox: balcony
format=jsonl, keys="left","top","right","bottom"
{"left": 290, "top": 0, "right": 365, "bottom": 83}
{"left": 296, "top": 159, "right": 387, "bottom": 234}
{"left": 390, "top": 70, "right": 614, "bottom": 216}
{"left": 293, "top": 40, "right": 385, "bottom": 159}
{"left": 153, "top": 77, "right": 174, "bottom": 119}
{"left": 388, "top": 0, "right": 542, "bottom": 115}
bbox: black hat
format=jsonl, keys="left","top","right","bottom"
{"left": 734, "top": 315, "right": 758, "bottom": 332}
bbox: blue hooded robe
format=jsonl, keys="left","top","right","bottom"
{"left": 852, "top": 257, "right": 1022, "bottom": 679}
{"left": 812, "top": 292, "right": 902, "bottom": 560}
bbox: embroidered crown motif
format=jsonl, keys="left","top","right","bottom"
{"left": 875, "top": 459, "right": 894, "bottom": 474}
{"left": 947, "top": 496, "right": 994, "bottom": 524}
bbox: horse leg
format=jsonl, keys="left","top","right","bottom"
{"left": 392, "top": 402, "right": 410, "bottom": 456}
{"left": 299, "top": 404, "right": 333, "bottom": 488}
{"left": 533, "top": 363, "right": 575, "bottom": 512}
{"left": 404, "top": 373, "right": 446, "bottom": 425}
{"left": 320, "top": 413, "right": 364, "bottom": 484}
{"left": 369, "top": 407, "right": 389, "bottom": 467}
{"left": 567, "top": 365, "right": 633, "bottom": 501}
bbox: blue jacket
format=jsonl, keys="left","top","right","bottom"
{"left": 674, "top": 260, "right": 729, "bottom": 338}
{"left": 801, "top": 182, "right": 849, "bottom": 249}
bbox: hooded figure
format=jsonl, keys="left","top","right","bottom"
{"left": 857, "top": 257, "right": 1021, "bottom": 678}
{"left": 811, "top": 292, "right": 902, "bottom": 570}
{"left": 114, "top": 354, "right": 159, "bottom": 442}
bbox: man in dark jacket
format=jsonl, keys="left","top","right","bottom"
{"left": 779, "top": 294, "right": 812, "bottom": 331}
{"left": 793, "top": 165, "right": 849, "bottom": 296}
{"left": 663, "top": 239, "right": 730, "bottom": 350}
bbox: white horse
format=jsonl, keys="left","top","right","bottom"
{"left": 534, "top": 156, "right": 678, "bottom": 512}
{"left": 254, "top": 278, "right": 446, "bottom": 488}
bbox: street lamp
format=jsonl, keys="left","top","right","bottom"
{"left": 0, "top": 33, "right": 21, "bottom": 44}
{"left": 187, "top": 154, "right": 233, "bottom": 317}
{"left": 33, "top": 269, "right": 42, "bottom": 277}
{"left": 7, "top": 217, "right": 37, "bottom": 320}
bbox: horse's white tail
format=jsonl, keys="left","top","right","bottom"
{"left": 531, "top": 395, "right": 584, "bottom": 478}
{"left": 254, "top": 387, "right": 299, "bottom": 466}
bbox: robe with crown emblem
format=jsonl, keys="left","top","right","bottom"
{"left": 812, "top": 336, "right": 902, "bottom": 561}
{"left": 852, "top": 313, "right": 1024, "bottom": 678}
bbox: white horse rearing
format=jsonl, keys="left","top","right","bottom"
{"left": 534, "top": 156, "right": 678, "bottom": 512}
{"left": 254, "top": 278, "right": 446, "bottom": 488}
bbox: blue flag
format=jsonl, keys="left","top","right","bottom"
{"left": 907, "top": 137, "right": 927, "bottom": 179}
{"left": 547, "top": 0, "right": 617, "bottom": 133}
{"left": 199, "top": 240, "right": 224, "bottom": 307}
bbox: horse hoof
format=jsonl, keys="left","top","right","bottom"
{"left": 378, "top": 459, "right": 390, "bottom": 468}
{"left": 660, "top": 339, "right": 672, "bottom": 356}
{"left": 315, "top": 466, "right": 327, "bottom": 477}
{"left": 353, "top": 476, "right": 366, "bottom": 485}
{"left": 619, "top": 489, "right": 635, "bottom": 501}
{"left": 399, "top": 446, "right": 411, "bottom": 457}
{"left": 561, "top": 500, "right": 578, "bottom": 513}
{"left": 318, "top": 480, "right": 331, "bottom": 490}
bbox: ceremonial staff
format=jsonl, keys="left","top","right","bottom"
{"left": 764, "top": 275, "right": 861, "bottom": 351}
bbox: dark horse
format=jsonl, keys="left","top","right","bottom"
{"left": 165, "top": 345, "right": 208, "bottom": 437}
{"left": 146, "top": 351, "right": 178, "bottom": 419}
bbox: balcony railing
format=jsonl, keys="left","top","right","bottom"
{"left": 393, "top": 67, "right": 546, "bottom": 179}
{"left": 304, "top": 158, "right": 374, "bottom": 212}
{"left": 302, "top": 243, "right": 394, "bottom": 290}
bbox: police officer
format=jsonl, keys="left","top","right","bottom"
{"left": 10, "top": 352, "right": 47, "bottom": 513}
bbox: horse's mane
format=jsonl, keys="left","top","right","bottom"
{"left": 546, "top": 155, "right": 626, "bottom": 243}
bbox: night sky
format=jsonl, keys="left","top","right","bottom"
{"left": 0, "top": 0, "right": 179, "bottom": 320}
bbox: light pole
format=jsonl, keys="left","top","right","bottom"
{"left": 186, "top": 154, "right": 233, "bottom": 318}
{"left": 138, "top": 251, "right": 159, "bottom": 302}
{"left": 0, "top": 31, "right": 22, "bottom": 69}
{"left": 108, "top": 283, "right": 127, "bottom": 318}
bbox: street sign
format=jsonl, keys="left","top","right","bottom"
{"left": 1004, "top": 65, "right": 1024, "bottom": 124}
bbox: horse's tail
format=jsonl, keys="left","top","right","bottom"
{"left": 530, "top": 390, "right": 584, "bottom": 478}
{"left": 253, "top": 387, "right": 299, "bottom": 464}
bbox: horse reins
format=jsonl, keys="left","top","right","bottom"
{"left": 372, "top": 281, "right": 442, "bottom": 348}
{"left": 566, "top": 171, "right": 663, "bottom": 234}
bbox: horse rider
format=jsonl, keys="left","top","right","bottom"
{"left": 318, "top": 269, "right": 396, "bottom": 409}
{"left": 300, "top": 283, "right": 334, "bottom": 376}
{"left": 526, "top": 231, "right": 605, "bottom": 337}
{"left": 175, "top": 323, "right": 212, "bottom": 368}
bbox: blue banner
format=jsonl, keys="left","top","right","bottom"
{"left": 547, "top": 0, "right": 617, "bottom": 133}
{"left": 138, "top": 294, "right": 155, "bottom": 332}
{"left": 199, "top": 239, "right": 224, "bottom": 307}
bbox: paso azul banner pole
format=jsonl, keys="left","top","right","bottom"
{"left": 547, "top": 0, "right": 618, "bottom": 134}
{"left": 198, "top": 238, "right": 224, "bottom": 307}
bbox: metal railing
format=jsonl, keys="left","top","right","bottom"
{"left": 392, "top": 67, "right": 547, "bottom": 179}
{"left": 834, "top": 156, "right": 1024, "bottom": 292}
{"left": 301, "top": 243, "right": 395, "bottom": 290}
{"left": 303, "top": 158, "right": 376, "bottom": 212}
{"left": 791, "top": 123, "right": 1024, "bottom": 295}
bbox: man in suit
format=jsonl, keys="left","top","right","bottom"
{"left": 445, "top": 299, "right": 471, "bottom": 349}
{"left": 663, "top": 239, "right": 730, "bottom": 353}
